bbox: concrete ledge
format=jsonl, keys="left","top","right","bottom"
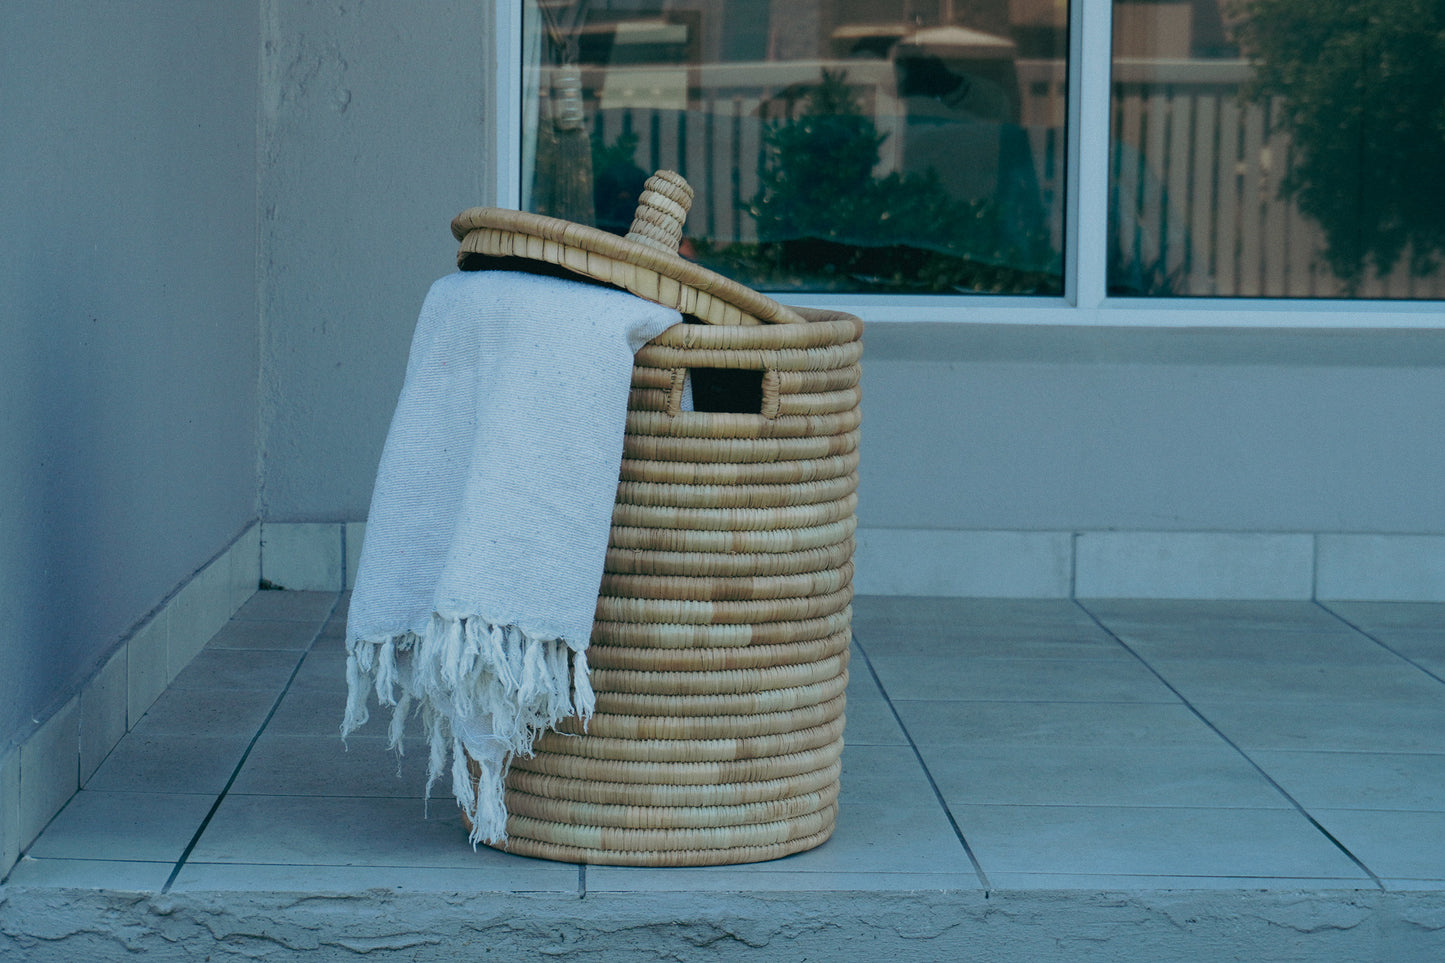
{"left": 0, "top": 524, "right": 260, "bottom": 880}
{"left": 1, "top": 887, "right": 1442, "bottom": 962}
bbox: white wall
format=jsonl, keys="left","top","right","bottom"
{"left": 256, "top": 0, "right": 492, "bottom": 522}
{"left": 0, "top": 1, "right": 260, "bottom": 752}
{"left": 858, "top": 323, "right": 1445, "bottom": 534}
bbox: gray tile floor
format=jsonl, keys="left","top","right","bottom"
{"left": 8, "top": 592, "right": 1445, "bottom": 894}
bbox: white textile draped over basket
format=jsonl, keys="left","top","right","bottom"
{"left": 344, "top": 269, "right": 681, "bottom": 844}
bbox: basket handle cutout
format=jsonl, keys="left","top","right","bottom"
{"left": 665, "top": 367, "right": 781, "bottom": 417}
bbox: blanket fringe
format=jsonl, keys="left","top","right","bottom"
{"left": 342, "top": 614, "right": 592, "bottom": 845}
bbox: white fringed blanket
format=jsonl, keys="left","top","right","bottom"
{"left": 343, "top": 269, "right": 681, "bottom": 844}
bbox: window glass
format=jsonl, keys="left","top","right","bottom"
{"left": 522, "top": 0, "right": 1067, "bottom": 295}
{"left": 1110, "top": 0, "right": 1445, "bottom": 298}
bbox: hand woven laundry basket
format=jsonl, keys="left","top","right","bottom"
{"left": 450, "top": 171, "right": 861, "bottom": 866}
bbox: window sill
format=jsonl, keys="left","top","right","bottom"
{"left": 775, "top": 293, "right": 1445, "bottom": 330}
{"left": 778, "top": 297, "right": 1445, "bottom": 365}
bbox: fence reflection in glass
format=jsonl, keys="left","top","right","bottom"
{"left": 1110, "top": 0, "right": 1445, "bottom": 298}
{"left": 521, "top": 0, "right": 1068, "bottom": 296}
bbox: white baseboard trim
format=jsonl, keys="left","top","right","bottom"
{"left": 856, "top": 528, "right": 1445, "bottom": 602}
{"left": 265, "top": 517, "right": 1445, "bottom": 601}
{"left": 1074, "top": 532, "right": 1316, "bottom": 600}
{"left": 854, "top": 529, "right": 1074, "bottom": 597}
{"left": 2, "top": 523, "right": 260, "bottom": 881}
{"left": 259, "top": 521, "right": 361, "bottom": 592}
{"left": 1316, "top": 535, "right": 1445, "bottom": 602}
{"left": 265, "top": 522, "right": 1445, "bottom": 603}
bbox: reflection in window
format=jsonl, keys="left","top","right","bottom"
{"left": 522, "top": 0, "right": 1067, "bottom": 295}
{"left": 1110, "top": 0, "right": 1445, "bottom": 298}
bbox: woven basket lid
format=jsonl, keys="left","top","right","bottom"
{"left": 451, "top": 170, "right": 805, "bottom": 326}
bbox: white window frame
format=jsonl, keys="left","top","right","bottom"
{"left": 489, "top": 0, "right": 1445, "bottom": 330}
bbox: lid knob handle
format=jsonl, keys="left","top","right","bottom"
{"left": 625, "top": 170, "right": 694, "bottom": 254}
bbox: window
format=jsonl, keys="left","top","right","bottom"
{"left": 499, "top": 0, "right": 1445, "bottom": 322}
{"left": 1110, "top": 0, "right": 1445, "bottom": 298}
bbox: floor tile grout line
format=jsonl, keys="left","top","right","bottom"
{"left": 851, "top": 632, "right": 992, "bottom": 891}
{"left": 160, "top": 591, "right": 346, "bottom": 894}
{"left": 1073, "top": 600, "right": 1386, "bottom": 891}
{"left": 1315, "top": 601, "right": 1445, "bottom": 688}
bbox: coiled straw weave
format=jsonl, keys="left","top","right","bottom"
{"left": 452, "top": 170, "right": 860, "bottom": 866}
